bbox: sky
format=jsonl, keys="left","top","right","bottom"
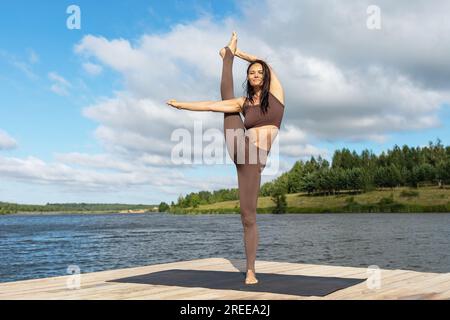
{"left": 0, "top": 0, "right": 449, "bottom": 205}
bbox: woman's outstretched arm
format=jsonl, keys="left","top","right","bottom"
{"left": 167, "top": 97, "right": 244, "bottom": 113}
{"left": 236, "top": 48, "right": 284, "bottom": 103}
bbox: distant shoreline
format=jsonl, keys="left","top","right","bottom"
{"left": 5, "top": 210, "right": 156, "bottom": 216}
{"left": 2, "top": 186, "right": 449, "bottom": 216}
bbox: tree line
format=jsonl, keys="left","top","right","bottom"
{"left": 168, "top": 139, "right": 450, "bottom": 210}
{"left": 0, "top": 202, "right": 157, "bottom": 215}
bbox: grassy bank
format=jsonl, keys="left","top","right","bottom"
{"left": 169, "top": 186, "right": 450, "bottom": 214}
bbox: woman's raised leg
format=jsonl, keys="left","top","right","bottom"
{"left": 221, "top": 46, "right": 245, "bottom": 164}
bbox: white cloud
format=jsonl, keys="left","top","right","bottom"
{"left": 81, "top": 91, "right": 223, "bottom": 158}
{"left": 82, "top": 62, "right": 103, "bottom": 76}
{"left": 48, "top": 72, "right": 71, "bottom": 86}
{"left": 0, "top": 49, "right": 39, "bottom": 80}
{"left": 53, "top": 152, "right": 173, "bottom": 170}
{"left": 48, "top": 72, "right": 72, "bottom": 96}
{"left": 0, "top": 154, "right": 236, "bottom": 195}
{"left": 278, "top": 125, "right": 329, "bottom": 158}
{"left": 0, "top": 130, "right": 17, "bottom": 150}
{"left": 280, "top": 144, "right": 329, "bottom": 159}
{"left": 274, "top": 47, "right": 448, "bottom": 142}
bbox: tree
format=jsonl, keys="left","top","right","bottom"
{"left": 300, "top": 172, "right": 317, "bottom": 195}
{"left": 190, "top": 194, "right": 201, "bottom": 208}
{"left": 287, "top": 161, "right": 305, "bottom": 193}
{"left": 347, "top": 167, "right": 365, "bottom": 191}
{"left": 385, "top": 164, "right": 402, "bottom": 189}
{"left": 271, "top": 185, "right": 287, "bottom": 214}
{"left": 158, "top": 202, "right": 170, "bottom": 212}
{"left": 373, "top": 166, "right": 388, "bottom": 188}
{"left": 332, "top": 167, "right": 347, "bottom": 193}
{"left": 260, "top": 181, "right": 275, "bottom": 197}
{"left": 176, "top": 194, "right": 184, "bottom": 207}
{"left": 317, "top": 168, "right": 334, "bottom": 195}
{"left": 414, "top": 163, "right": 436, "bottom": 186}
{"left": 332, "top": 148, "right": 359, "bottom": 169}
{"left": 436, "top": 159, "right": 450, "bottom": 187}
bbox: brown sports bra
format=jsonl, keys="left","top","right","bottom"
{"left": 242, "top": 92, "right": 285, "bottom": 130}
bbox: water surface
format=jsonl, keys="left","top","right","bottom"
{"left": 1, "top": 212, "right": 449, "bottom": 283}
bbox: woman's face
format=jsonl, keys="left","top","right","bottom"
{"left": 248, "top": 63, "right": 264, "bottom": 88}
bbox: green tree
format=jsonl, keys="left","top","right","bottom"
{"left": 271, "top": 185, "right": 287, "bottom": 214}
{"left": 287, "top": 161, "right": 305, "bottom": 193}
{"left": 414, "top": 163, "right": 436, "bottom": 186}
{"left": 190, "top": 194, "right": 201, "bottom": 208}
{"left": 300, "top": 172, "right": 317, "bottom": 195}
{"left": 436, "top": 159, "right": 450, "bottom": 187}
{"left": 158, "top": 202, "right": 170, "bottom": 212}
{"left": 385, "top": 164, "right": 402, "bottom": 189}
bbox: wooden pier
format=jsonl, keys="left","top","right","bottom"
{"left": 0, "top": 257, "right": 449, "bottom": 300}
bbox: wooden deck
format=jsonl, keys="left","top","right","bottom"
{"left": 1, "top": 257, "right": 449, "bottom": 300}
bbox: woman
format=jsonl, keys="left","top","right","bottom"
{"left": 167, "top": 32, "right": 285, "bottom": 285}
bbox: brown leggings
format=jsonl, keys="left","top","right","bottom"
{"left": 221, "top": 47, "right": 268, "bottom": 272}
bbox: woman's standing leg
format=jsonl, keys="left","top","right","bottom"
{"left": 236, "top": 137, "right": 268, "bottom": 283}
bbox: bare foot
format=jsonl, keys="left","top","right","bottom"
{"left": 245, "top": 270, "right": 258, "bottom": 285}
{"left": 220, "top": 31, "right": 237, "bottom": 58}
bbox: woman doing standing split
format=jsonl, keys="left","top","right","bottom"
{"left": 167, "top": 32, "right": 285, "bottom": 285}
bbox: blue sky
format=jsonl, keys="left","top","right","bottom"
{"left": 0, "top": 0, "right": 239, "bottom": 161}
{"left": 1, "top": 0, "right": 449, "bottom": 205}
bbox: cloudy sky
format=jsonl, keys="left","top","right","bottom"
{"left": 1, "top": 0, "right": 449, "bottom": 205}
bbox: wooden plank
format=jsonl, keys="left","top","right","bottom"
{"left": 326, "top": 270, "right": 422, "bottom": 300}
{"left": 432, "top": 284, "right": 450, "bottom": 299}
{"left": 362, "top": 272, "right": 450, "bottom": 300}
{"left": 0, "top": 258, "right": 230, "bottom": 299}
{"left": 0, "top": 257, "right": 222, "bottom": 290}
{"left": 1, "top": 258, "right": 448, "bottom": 300}
{"left": 428, "top": 274, "right": 450, "bottom": 299}
{"left": 355, "top": 272, "right": 446, "bottom": 300}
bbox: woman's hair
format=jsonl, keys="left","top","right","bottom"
{"left": 242, "top": 59, "right": 271, "bottom": 114}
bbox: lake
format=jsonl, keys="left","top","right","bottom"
{"left": 1, "top": 212, "right": 449, "bottom": 283}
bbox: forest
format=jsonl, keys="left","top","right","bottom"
{"left": 171, "top": 139, "right": 450, "bottom": 209}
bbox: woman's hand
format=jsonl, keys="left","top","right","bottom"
{"left": 166, "top": 99, "right": 182, "bottom": 110}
